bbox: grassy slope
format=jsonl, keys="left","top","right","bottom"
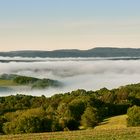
{"left": 1, "top": 115, "right": 140, "bottom": 140}
{"left": 95, "top": 115, "right": 127, "bottom": 130}
{"left": 0, "top": 79, "right": 19, "bottom": 86}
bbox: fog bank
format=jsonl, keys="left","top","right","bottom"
{"left": 0, "top": 58, "right": 140, "bottom": 96}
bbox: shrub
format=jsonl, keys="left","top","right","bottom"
{"left": 127, "top": 105, "right": 140, "bottom": 126}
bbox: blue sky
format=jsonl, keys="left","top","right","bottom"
{"left": 0, "top": 0, "right": 140, "bottom": 51}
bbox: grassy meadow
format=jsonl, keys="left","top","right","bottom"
{"left": 1, "top": 115, "right": 140, "bottom": 140}
{"left": 1, "top": 127, "right": 140, "bottom": 140}
{"left": 95, "top": 115, "right": 127, "bottom": 130}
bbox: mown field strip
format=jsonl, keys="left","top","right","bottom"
{"left": 1, "top": 127, "right": 140, "bottom": 140}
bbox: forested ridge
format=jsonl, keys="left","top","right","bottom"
{"left": 1, "top": 83, "right": 140, "bottom": 134}
{"left": 0, "top": 74, "right": 61, "bottom": 90}
{"left": 1, "top": 47, "right": 140, "bottom": 58}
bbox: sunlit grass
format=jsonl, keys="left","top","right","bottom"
{"left": 95, "top": 115, "right": 128, "bottom": 130}
{"left": 1, "top": 115, "right": 140, "bottom": 140}
{"left": 1, "top": 127, "right": 140, "bottom": 140}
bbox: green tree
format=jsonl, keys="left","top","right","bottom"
{"left": 127, "top": 105, "right": 140, "bottom": 126}
{"left": 81, "top": 106, "right": 99, "bottom": 128}
{"left": 2, "top": 108, "right": 53, "bottom": 134}
{"left": 66, "top": 99, "right": 86, "bottom": 121}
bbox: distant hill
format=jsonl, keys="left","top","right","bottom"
{"left": 1, "top": 47, "right": 140, "bottom": 57}
{"left": 0, "top": 74, "right": 62, "bottom": 91}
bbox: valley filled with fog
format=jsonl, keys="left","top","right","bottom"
{"left": 0, "top": 57, "right": 140, "bottom": 96}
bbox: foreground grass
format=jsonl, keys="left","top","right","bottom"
{"left": 1, "top": 127, "right": 140, "bottom": 140}
{"left": 1, "top": 115, "right": 140, "bottom": 140}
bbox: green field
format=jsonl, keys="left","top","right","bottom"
{"left": 1, "top": 127, "right": 140, "bottom": 140}
{"left": 1, "top": 115, "right": 140, "bottom": 140}
{"left": 0, "top": 79, "right": 18, "bottom": 86}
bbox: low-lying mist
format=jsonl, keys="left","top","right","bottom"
{"left": 1, "top": 57, "right": 140, "bottom": 96}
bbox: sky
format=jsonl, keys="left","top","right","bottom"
{"left": 0, "top": 0, "right": 140, "bottom": 51}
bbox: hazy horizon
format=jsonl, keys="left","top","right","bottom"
{"left": 1, "top": 47, "right": 140, "bottom": 53}
{"left": 0, "top": 0, "right": 140, "bottom": 51}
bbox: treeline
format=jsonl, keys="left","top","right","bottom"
{"left": 1, "top": 83, "right": 140, "bottom": 134}
{"left": 14, "top": 76, "right": 61, "bottom": 89}
{"left": 0, "top": 74, "right": 61, "bottom": 89}
{"left": 13, "top": 75, "right": 62, "bottom": 88}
